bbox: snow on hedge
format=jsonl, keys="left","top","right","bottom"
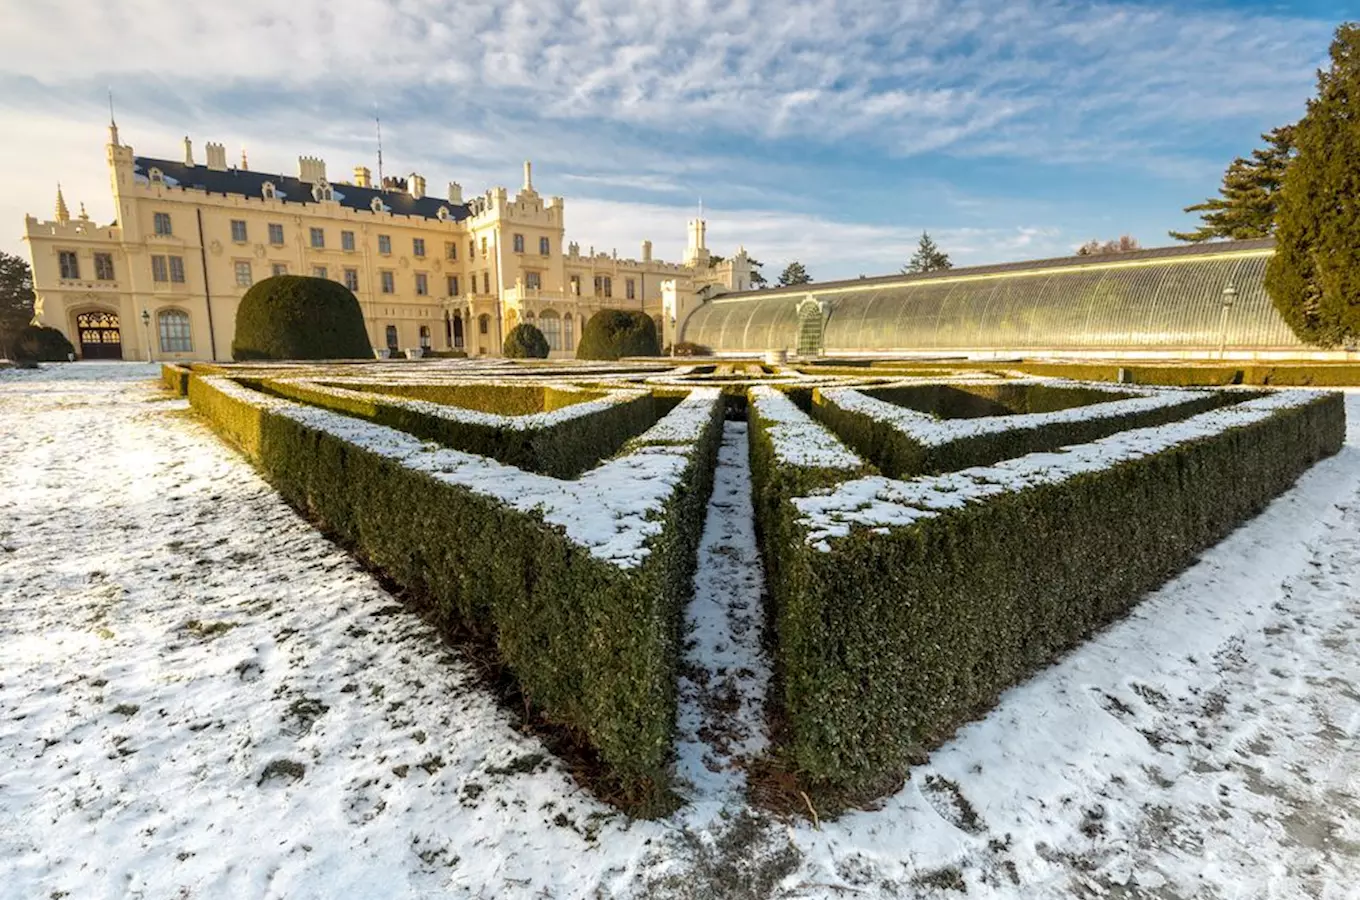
{"left": 796, "top": 390, "right": 1327, "bottom": 549}
{"left": 202, "top": 376, "right": 720, "bottom": 568}
{"left": 816, "top": 379, "right": 1216, "bottom": 447}
{"left": 749, "top": 385, "right": 863, "bottom": 471}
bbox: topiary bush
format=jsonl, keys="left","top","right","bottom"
{"left": 577, "top": 310, "right": 659, "bottom": 360}
{"left": 14, "top": 324, "right": 74, "bottom": 362}
{"left": 502, "top": 323, "right": 550, "bottom": 359}
{"left": 670, "top": 341, "right": 712, "bottom": 357}
{"left": 231, "top": 275, "right": 371, "bottom": 361}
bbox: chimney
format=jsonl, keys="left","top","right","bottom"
{"left": 523, "top": 160, "right": 533, "bottom": 191}
{"left": 642, "top": 240, "right": 653, "bottom": 262}
{"left": 353, "top": 166, "right": 371, "bottom": 188}
{"left": 298, "top": 155, "right": 327, "bottom": 184}
{"left": 205, "top": 142, "right": 227, "bottom": 171}
{"left": 448, "top": 181, "right": 463, "bottom": 204}
{"left": 183, "top": 136, "right": 194, "bottom": 166}
{"left": 409, "top": 173, "right": 426, "bottom": 199}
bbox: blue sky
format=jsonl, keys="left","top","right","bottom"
{"left": 0, "top": 0, "right": 1343, "bottom": 280}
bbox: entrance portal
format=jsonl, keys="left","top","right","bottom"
{"left": 76, "top": 311, "right": 122, "bottom": 360}
{"left": 452, "top": 315, "right": 465, "bottom": 350}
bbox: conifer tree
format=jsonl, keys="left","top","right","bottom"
{"left": 1170, "top": 126, "right": 1295, "bottom": 242}
{"left": 1265, "top": 23, "right": 1360, "bottom": 347}
{"left": 904, "top": 231, "right": 952, "bottom": 274}
{"left": 0, "top": 252, "right": 36, "bottom": 359}
{"left": 777, "top": 261, "right": 812, "bottom": 286}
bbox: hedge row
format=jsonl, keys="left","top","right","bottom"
{"left": 259, "top": 379, "right": 656, "bottom": 479}
{"left": 811, "top": 381, "right": 1240, "bottom": 476}
{"left": 750, "top": 386, "right": 1344, "bottom": 791}
{"left": 189, "top": 375, "right": 724, "bottom": 812}
{"left": 161, "top": 363, "right": 191, "bottom": 396}
{"left": 832, "top": 359, "right": 1360, "bottom": 388}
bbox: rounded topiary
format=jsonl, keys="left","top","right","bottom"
{"left": 576, "top": 310, "right": 659, "bottom": 360}
{"left": 503, "top": 323, "right": 550, "bottom": 359}
{"left": 15, "top": 324, "right": 74, "bottom": 362}
{"left": 231, "top": 275, "right": 372, "bottom": 361}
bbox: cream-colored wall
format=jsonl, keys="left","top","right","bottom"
{"left": 24, "top": 135, "right": 748, "bottom": 361}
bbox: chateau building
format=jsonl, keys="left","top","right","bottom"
{"left": 23, "top": 122, "right": 752, "bottom": 361}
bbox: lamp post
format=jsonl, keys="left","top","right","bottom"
{"left": 140, "top": 308, "right": 153, "bottom": 362}
{"left": 1218, "top": 283, "right": 1237, "bottom": 360}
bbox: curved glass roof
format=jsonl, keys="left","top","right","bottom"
{"left": 680, "top": 241, "right": 1302, "bottom": 353}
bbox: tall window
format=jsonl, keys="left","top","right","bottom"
{"left": 480, "top": 237, "right": 487, "bottom": 256}
{"left": 564, "top": 314, "right": 574, "bottom": 350}
{"left": 268, "top": 223, "right": 284, "bottom": 245}
{"left": 230, "top": 220, "right": 247, "bottom": 242}
{"left": 158, "top": 309, "right": 192, "bottom": 353}
{"left": 481, "top": 272, "right": 489, "bottom": 294}
{"left": 380, "top": 271, "right": 395, "bottom": 293}
{"left": 151, "top": 256, "right": 168, "bottom": 282}
{"left": 341, "top": 230, "right": 356, "bottom": 251}
{"left": 539, "top": 236, "right": 550, "bottom": 256}
{"left": 312, "top": 265, "right": 328, "bottom": 279}
{"left": 378, "top": 235, "right": 392, "bottom": 255}
{"left": 539, "top": 312, "right": 561, "bottom": 351}
{"left": 344, "top": 268, "right": 359, "bottom": 291}
{"left": 445, "top": 242, "right": 457, "bottom": 261}
{"left": 468, "top": 239, "right": 475, "bottom": 259}
{"left": 385, "top": 325, "right": 399, "bottom": 351}
{"left": 626, "top": 278, "right": 636, "bottom": 300}
{"left": 512, "top": 233, "right": 525, "bottom": 253}
{"left": 94, "top": 253, "right": 114, "bottom": 281}
{"left": 169, "top": 256, "right": 186, "bottom": 283}
{"left": 413, "top": 238, "right": 426, "bottom": 258}
{"left": 153, "top": 212, "right": 172, "bottom": 235}
{"left": 478, "top": 314, "right": 489, "bottom": 335}
{"left": 603, "top": 276, "right": 612, "bottom": 298}
{"left": 419, "top": 325, "right": 431, "bottom": 349}
{"left": 447, "top": 275, "right": 459, "bottom": 296}
{"left": 570, "top": 275, "right": 580, "bottom": 296}
{"left": 234, "top": 261, "right": 252, "bottom": 287}
{"left": 525, "top": 271, "right": 541, "bottom": 290}
{"left": 415, "top": 273, "right": 428, "bottom": 295}
{"left": 272, "top": 263, "right": 289, "bottom": 277}
{"left": 309, "top": 227, "right": 325, "bottom": 249}
{"left": 58, "top": 251, "right": 81, "bottom": 280}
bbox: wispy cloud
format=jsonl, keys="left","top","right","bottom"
{"left": 0, "top": 0, "right": 1334, "bottom": 277}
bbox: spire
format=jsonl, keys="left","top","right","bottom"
{"left": 240, "top": 148, "right": 249, "bottom": 170}
{"left": 55, "top": 184, "right": 70, "bottom": 224}
{"left": 107, "top": 88, "right": 120, "bottom": 147}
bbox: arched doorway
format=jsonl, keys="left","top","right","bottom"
{"left": 796, "top": 297, "right": 825, "bottom": 357}
{"left": 76, "top": 310, "right": 122, "bottom": 360}
{"left": 451, "top": 314, "right": 465, "bottom": 350}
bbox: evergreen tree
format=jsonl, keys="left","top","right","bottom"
{"left": 1265, "top": 23, "right": 1360, "bottom": 347}
{"left": 1170, "top": 126, "right": 1296, "bottom": 242}
{"left": 777, "top": 261, "right": 812, "bottom": 286}
{"left": 0, "top": 252, "right": 36, "bottom": 360}
{"left": 748, "top": 257, "right": 768, "bottom": 289}
{"left": 903, "top": 231, "right": 952, "bottom": 274}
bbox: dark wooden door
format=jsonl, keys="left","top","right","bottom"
{"left": 76, "top": 311, "right": 122, "bottom": 360}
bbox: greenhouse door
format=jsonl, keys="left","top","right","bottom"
{"left": 796, "top": 298, "right": 824, "bottom": 357}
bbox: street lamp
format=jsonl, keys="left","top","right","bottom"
{"left": 140, "top": 308, "right": 153, "bottom": 362}
{"left": 1218, "top": 283, "right": 1237, "bottom": 359}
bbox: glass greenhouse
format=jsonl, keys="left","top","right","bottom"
{"left": 680, "top": 240, "right": 1303, "bottom": 354}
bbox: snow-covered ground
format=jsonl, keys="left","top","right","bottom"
{"left": 2, "top": 363, "right": 1359, "bottom": 899}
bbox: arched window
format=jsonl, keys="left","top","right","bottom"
{"left": 158, "top": 309, "right": 192, "bottom": 353}
{"left": 371, "top": 197, "right": 385, "bottom": 213}
{"left": 262, "top": 181, "right": 277, "bottom": 200}
{"left": 385, "top": 324, "right": 399, "bottom": 351}
{"left": 523, "top": 311, "right": 535, "bottom": 323}
{"left": 437, "top": 206, "right": 451, "bottom": 221}
{"left": 419, "top": 325, "right": 431, "bottom": 349}
{"left": 149, "top": 167, "right": 164, "bottom": 184}
{"left": 538, "top": 310, "right": 561, "bottom": 351}
{"left": 652, "top": 315, "right": 663, "bottom": 343}
{"left": 563, "top": 313, "right": 574, "bottom": 350}
{"left": 478, "top": 314, "right": 490, "bottom": 336}
{"left": 312, "top": 181, "right": 333, "bottom": 202}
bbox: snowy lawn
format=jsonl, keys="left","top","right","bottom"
{"left": 2, "top": 363, "right": 1359, "bottom": 899}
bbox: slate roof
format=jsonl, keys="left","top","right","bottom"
{"left": 133, "top": 157, "right": 470, "bottom": 222}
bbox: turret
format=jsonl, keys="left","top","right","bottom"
{"left": 183, "top": 136, "right": 194, "bottom": 166}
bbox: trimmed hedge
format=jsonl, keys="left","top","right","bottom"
{"left": 161, "top": 363, "right": 191, "bottom": 396}
{"left": 261, "top": 379, "right": 657, "bottom": 479}
{"left": 329, "top": 381, "right": 593, "bottom": 416}
{"left": 838, "top": 359, "right": 1360, "bottom": 388}
{"left": 503, "top": 323, "right": 550, "bottom": 359}
{"left": 577, "top": 310, "right": 660, "bottom": 360}
{"left": 231, "top": 275, "right": 372, "bottom": 361}
{"left": 812, "top": 382, "right": 1240, "bottom": 476}
{"left": 190, "top": 375, "right": 724, "bottom": 812}
{"left": 15, "top": 325, "right": 74, "bottom": 362}
{"left": 751, "top": 388, "right": 1344, "bottom": 791}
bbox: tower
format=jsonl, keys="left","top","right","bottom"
{"left": 685, "top": 217, "right": 709, "bottom": 268}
